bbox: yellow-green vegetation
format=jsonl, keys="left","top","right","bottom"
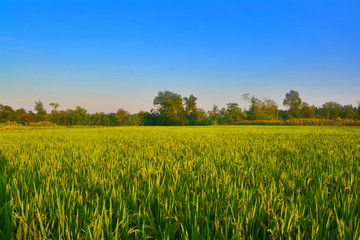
{"left": 0, "top": 126, "right": 359, "bottom": 239}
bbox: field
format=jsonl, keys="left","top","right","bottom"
{"left": 0, "top": 126, "right": 359, "bottom": 239}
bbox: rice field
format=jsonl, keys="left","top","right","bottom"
{"left": 0, "top": 126, "right": 359, "bottom": 239}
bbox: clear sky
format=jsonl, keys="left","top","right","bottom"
{"left": 1, "top": 0, "right": 359, "bottom": 113}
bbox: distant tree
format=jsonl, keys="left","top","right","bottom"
{"left": 185, "top": 107, "right": 208, "bottom": 125}
{"left": 220, "top": 107, "right": 227, "bottom": 116}
{"left": 184, "top": 94, "right": 202, "bottom": 125}
{"left": 183, "top": 95, "right": 198, "bottom": 114}
{"left": 124, "top": 114, "right": 144, "bottom": 126}
{"left": 196, "top": 108, "right": 207, "bottom": 123}
{"left": 153, "top": 90, "right": 186, "bottom": 125}
{"left": 225, "top": 103, "right": 247, "bottom": 124}
{"left": 243, "top": 94, "right": 278, "bottom": 120}
{"left": 342, "top": 105, "right": 356, "bottom": 119}
{"left": 56, "top": 110, "right": 68, "bottom": 125}
{"left": 247, "top": 96, "right": 263, "bottom": 120}
{"left": 49, "top": 102, "right": 60, "bottom": 111}
{"left": 322, "top": 102, "right": 342, "bottom": 119}
{"left": 116, "top": 108, "right": 128, "bottom": 126}
{"left": 283, "top": 90, "right": 302, "bottom": 119}
{"left": 90, "top": 112, "right": 103, "bottom": 126}
{"left": 207, "top": 105, "right": 226, "bottom": 125}
{"left": 34, "top": 100, "right": 47, "bottom": 121}
{"left": 28, "top": 111, "right": 36, "bottom": 119}
{"left": 208, "top": 105, "right": 220, "bottom": 118}
{"left": 106, "top": 113, "right": 118, "bottom": 126}
{"left": 139, "top": 110, "right": 161, "bottom": 126}
{"left": 15, "top": 108, "right": 27, "bottom": 120}
{"left": 300, "top": 102, "right": 315, "bottom": 118}
{"left": 73, "top": 106, "right": 89, "bottom": 125}
{"left": 263, "top": 99, "right": 279, "bottom": 120}
{"left": 34, "top": 100, "right": 46, "bottom": 115}
{"left": 93, "top": 112, "right": 118, "bottom": 126}
{"left": 242, "top": 93, "right": 250, "bottom": 102}
{"left": 48, "top": 103, "right": 60, "bottom": 124}
{"left": 19, "top": 113, "right": 33, "bottom": 125}
{"left": 278, "top": 110, "right": 287, "bottom": 120}
{"left": 0, "top": 104, "right": 16, "bottom": 122}
{"left": 99, "top": 113, "right": 111, "bottom": 126}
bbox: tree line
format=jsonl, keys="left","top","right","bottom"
{"left": 1, "top": 90, "right": 359, "bottom": 126}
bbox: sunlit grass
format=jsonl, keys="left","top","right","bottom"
{"left": 0, "top": 126, "right": 359, "bottom": 239}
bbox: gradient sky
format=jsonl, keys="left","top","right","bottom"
{"left": 1, "top": 0, "right": 359, "bottom": 113}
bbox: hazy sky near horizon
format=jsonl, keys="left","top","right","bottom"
{"left": 1, "top": 0, "right": 359, "bottom": 113}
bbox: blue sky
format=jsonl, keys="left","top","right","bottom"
{"left": 1, "top": 0, "right": 359, "bottom": 113}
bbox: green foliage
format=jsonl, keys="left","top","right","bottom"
{"left": 225, "top": 103, "right": 247, "bottom": 124}
{"left": 183, "top": 94, "right": 198, "bottom": 115}
{"left": 323, "top": 102, "right": 343, "bottom": 119}
{"left": 342, "top": 105, "right": 357, "bottom": 119}
{"left": 0, "top": 104, "right": 16, "bottom": 122}
{"left": 244, "top": 95, "right": 279, "bottom": 120}
{"left": 49, "top": 102, "right": 60, "bottom": 111}
{"left": 300, "top": 102, "right": 316, "bottom": 118}
{"left": 0, "top": 126, "right": 359, "bottom": 239}
{"left": 34, "top": 100, "right": 47, "bottom": 121}
{"left": 283, "top": 90, "right": 302, "bottom": 119}
{"left": 124, "top": 114, "right": 144, "bottom": 126}
{"left": 1, "top": 90, "right": 360, "bottom": 126}
{"left": 153, "top": 90, "right": 187, "bottom": 125}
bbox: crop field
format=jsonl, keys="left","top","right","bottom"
{"left": 0, "top": 126, "right": 359, "bottom": 239}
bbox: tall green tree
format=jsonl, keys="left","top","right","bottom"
{"left": 248, "top": 96, "right": 263, "bottom": 120}
{"left": 283, "top": 90, "right": 302, "bottom": 119}
{"left": 263, "top": 99, "right": 279, "bottom": 120}
{"left": 183, "top": 95, "right": 197, "bottom": 114}
{"left": 342, "top": 105, "right": 356, "bottom": 119}
{"left": 153, "top": 90, "right": 187, "bottom": 125}
{"left": 225, "top": 103, "right": 247, "bottom": 124}
{"left": 243, "top": 94, "right": 278, "bottom": 120}
{"left": 195, "top": 108, "right": 208, "bottom": 125}
{"left": 207, "top": 105, "right": 225, "bottom": 125}
{"left": 0, "top": 105, "right": 16, "bottom": 122}
{"left": 73, "top": 106, "right": 89, "bottom": 125}
{"left": 207, "top": 105, "right": 220, "bottom": 118}
{"left": 184, "top": 94, "right": 201, "bottom": 125}
{"left": 49, "top": 103, "right": 60, "bottom": 124}
{"left": 322, "top": 102, "right": 342, "bottom": 119}
{"left": 34, "top": 100, "right": 47, "bottom": 121}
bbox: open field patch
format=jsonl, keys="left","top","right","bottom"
{"left": 0, "top": 126, "right": 359, "bottom": 239}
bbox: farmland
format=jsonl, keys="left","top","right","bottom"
{"left": 0, "top": 126, "right": 360, "bottom": 239}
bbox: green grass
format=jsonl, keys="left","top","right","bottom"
{"left": 0, "top": 126, "right": 359, "bottom": 239}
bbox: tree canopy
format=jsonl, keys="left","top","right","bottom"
{"left": 153, "top": 90, "right": 187, "bottom": 125}
{"left": 283, "top": 90, "right": 302, "bottom": 119}
{"left": 1, "top": 90, "right": 359, "bottom": 126}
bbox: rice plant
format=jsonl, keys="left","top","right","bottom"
{"left": 0, "top": 126, "right": 359, "bottom": 239}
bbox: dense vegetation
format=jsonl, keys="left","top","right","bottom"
{"left": 1, "top": 90, "right": 360, "bottom": 126}
{"left": 0, "top": 126, "right": 359, "bottom": 239}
